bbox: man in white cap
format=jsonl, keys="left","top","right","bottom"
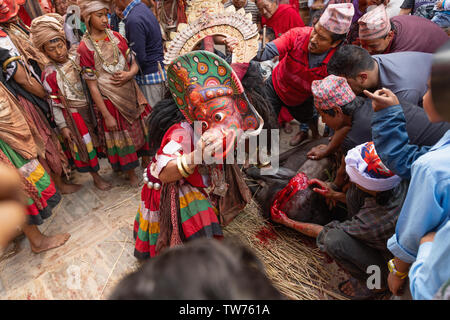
{"left": 358, "top": 4, "right": 448, "bottom": 55}
{"left": 271, "top": 141, "right": 408, "bottom": 299}
{"left": 255, "top": 3, "right": 355, "bottom": 146}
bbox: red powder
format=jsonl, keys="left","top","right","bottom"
{"left": 255, "top": 224, "right": 277, "bottom": 245}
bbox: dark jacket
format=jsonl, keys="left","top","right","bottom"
{"left": 124, "top": 2, "right": 164, "bottom": 75}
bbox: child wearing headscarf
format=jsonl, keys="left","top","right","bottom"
{"left": 77, "top": 0, "right": 151, "bottom": 186}
{"left": 31, "top": 13, "right": 112, "bottom": 190}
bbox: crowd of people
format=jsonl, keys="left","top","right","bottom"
{"left": 0, "top": 0, "right": 448, "bottom": 301}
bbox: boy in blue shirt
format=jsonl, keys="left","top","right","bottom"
{"left": 364, "top": 40, "right": 450, "bottom": 299}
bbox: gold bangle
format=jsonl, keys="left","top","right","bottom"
{"left": 176, "top": 156, "right": 189, "bottom": 178}
{"left": 2, "top": 56, "right": 21, "bottom": 71}
{"left": 181, "top": 154, "right": 194, "bottom": 175}
{"left": 388, "top": 259, "right": 408, "bottom": 279}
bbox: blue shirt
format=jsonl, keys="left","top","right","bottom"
{"left": 387, "top": 130, "right": 450, "bottom": 264}
{"left": 371, "top": 104, "right": 435, "bottom": 179}
{"left": 409, "top": 221, "right": 450, "bottom": 299}
{"left": 369, "top": 104, "right": 450, "bottom": 178}
{"left": 373, "top": 52, "right": 432, "bottom": 105}
{"left": 123, "top": 0, "right": 164, "bottom": 78}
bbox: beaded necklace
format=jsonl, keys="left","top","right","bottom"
{"left": 86, "top": 30, "right": 120, "bottom": 72}
{"left": 54, "top": 57, "right": 84, "bottom": 97}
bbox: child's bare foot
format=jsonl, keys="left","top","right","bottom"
{"left": 141, "top": 156, "right": 151, "bottom": 169}
{"left": 58, "top": 183, "right": 82, "bottom": 194}
{"left": 127, "top": 170, "right": 139, "bottom": 187}
{"left": 90, "top": 172, "right": 112, "bottom": 191}
{"left": 30, "top": 233, "right": 71, "bottom": 254}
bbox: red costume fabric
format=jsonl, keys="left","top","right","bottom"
{"left": 18, "top": 6, "right": 31, "bottom": 26}
{"left": 272, "top": 27, "right": 336, "bottom": 107}
{"left": 289, "top": 0, "right": 300, "bottom": 12}
{"left": 261, "top": 4, "right": 304, "bottom": 38}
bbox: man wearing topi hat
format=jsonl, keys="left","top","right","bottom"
{"left": 255, "top": 3, "right": 355, "bottom": 146}
{"left": 358, "top": 4, "right": 448, "bottom": 55}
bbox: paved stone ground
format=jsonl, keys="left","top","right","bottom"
{"left": 0, "top": 123, "right": 348, "bottom": 300}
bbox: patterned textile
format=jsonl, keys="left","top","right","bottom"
{"left": 311, "top": 75, "right": 356, "bottom": 110}
{"left": 319, "top": 3, "right": 355, "bottom": 35}
{"left": 135, "top": 68, "right": 166, "bottom": 85}
{"left": 134, "top": 166, "right": 161, "bottom": 259}
{"left": 345, "top": 141, "right": 402, "bottom": 192}
{"left": 101, "top": 100, "right": 150, "bottom": 172}
{"left": 358, "top": 5, "right": 391, "bottom": 40}
{"left": 122, "top": 0, "right": 141, "bottom": 20}
{"left": 63, "top": 109, "right": 100, "bottom": 173}
{"left": 0, "top": 139, "right": 61, "bottom": 225}
{"left": 17, "top": 95, "right": 70, "bottom": 178}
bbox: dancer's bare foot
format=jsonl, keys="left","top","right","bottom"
{"left": 30, "top": 233, "right": 71, "bottom": 254}
{"left": 58, "top": 182, "right": 82, "bottom": 194}
{"left": 127, "top": 170, "right": 139, "bottom": 187}
{"left": 90, "top": 172, "right": 112, "bottom": 191}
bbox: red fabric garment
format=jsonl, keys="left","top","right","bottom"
{"left": 177, "top": 0, "right": 187, "bottom": 24}
{"left": 18, "top": 6, "right": 32, "bottom": 27}
{"left": 278, "top": 107, "right": 294, "bottom": 124}
{"left": 272, "top": 27, "right": 337, "bottom": 107}
{"left": 261, "top": 4, "right": 304, "bottom": 38}
{"left": 155, "top": 122, "right": 206, "bottom": 188}
{"left": 289, "top": 0, "right": 300, "bottom": 12}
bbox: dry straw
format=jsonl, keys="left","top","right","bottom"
{"left": 223, "top": 200, "right": 348, "bottom": 300}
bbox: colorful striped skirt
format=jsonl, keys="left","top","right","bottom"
{"left": 62, "top": 109, "right": 100, "bottom": 173}
{"left": 134, "top": 177, "right": 223, "bottom": 260}
{"left": 179, "top": 183, "right": 223, "bottom": 241}
{"left": 0, "top": 139, "right": 61, "bottom": 225}
{"left": 134, "top": 182, "right": 161, "bottom": 259}
{"left": 101, "top": 100, "right": 150, "bottom": 172}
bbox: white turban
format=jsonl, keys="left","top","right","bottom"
{"left": 345, "top": 141, "right": 401, "bottom": 192}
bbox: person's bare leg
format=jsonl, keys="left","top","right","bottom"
{"left": 141, "top": 155, "right": 151, "bottom": 169}
{"left": 22, "top": 224, "right": 70, "bottom": 253}
{"left": 309, "top": 118, "right": 320, "bottom": 139}
{"left": 51, "top": 173, "right": 82, "bottom": 194}
{"left": 89, "top": 171, "right": 112, "bottom": 190}
{"left": 126, "top": 169, "right": 139, "bottom": 187}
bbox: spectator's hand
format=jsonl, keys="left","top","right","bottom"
{"left": 111, "top": 71, "right": 132, "bottom": 86}
{"left": 223, "top": 37, "right": 239, "bottom": 53}
{"left": 388, "top": 272, "right": 407, "bottom": 296}
{"left": 420, "top": 232, "right": 436, "bottom": 245}
{"left": 436, "top": 0, "right": 443, "bottom": 8}
{"left": 363, "top": 88, "right": 400, "bottom": 112}
{"left": 307, "top": 144, "right": 328, "bottom": 160}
